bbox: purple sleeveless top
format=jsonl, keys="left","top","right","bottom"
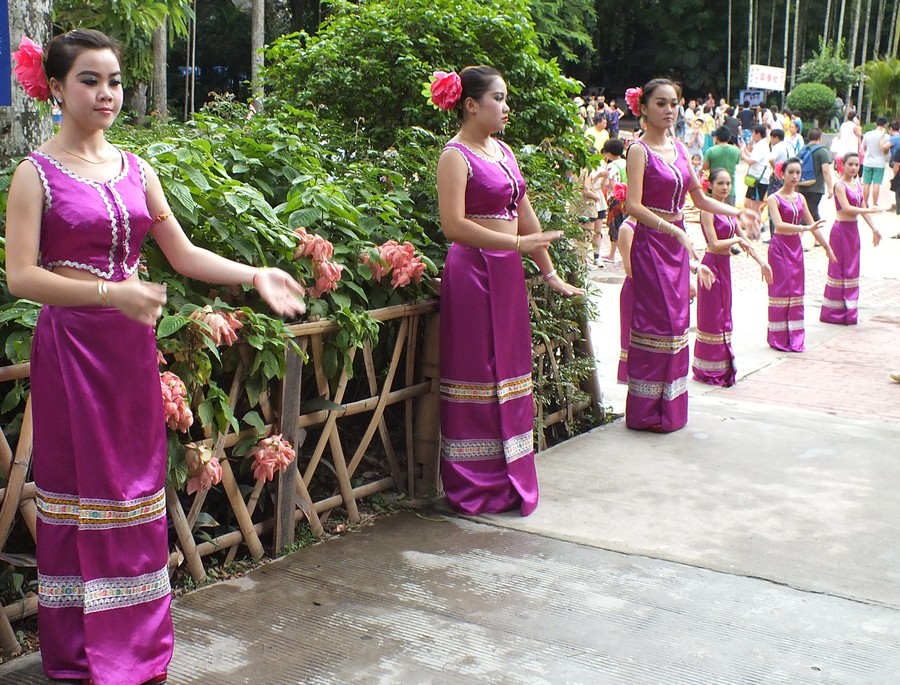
{"left": 444, "top": 140, "right": 526, "bottom": 220}
{"left": 774, "top": 193, "right": 804, "bottom": 225}
{"left": 835, "top": 179, "right": 863, "bottom": 211}
{"left": 635, "top": 139, "right": 693, "bottom": 215}
{"left": 706, "top": 214, "right": 737, "bottom": 243}
{"left": 26, "top": 149, "right": 151, "bottom": 282}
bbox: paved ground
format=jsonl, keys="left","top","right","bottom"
{"left": 3, "top": 166, "right": 899, "bottom": 684}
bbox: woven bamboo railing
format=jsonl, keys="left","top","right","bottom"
{"left": 0, "top": 297, "right": 600, "bottom": 656}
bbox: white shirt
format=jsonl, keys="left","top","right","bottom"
{"left": 748, "top": 140, "right": 772, "bottom": 183}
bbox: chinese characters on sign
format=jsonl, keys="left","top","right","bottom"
{"left": 747, "top": 64, "right": 786, "bottom": 92}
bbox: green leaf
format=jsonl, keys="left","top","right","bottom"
{"left": 192, "top": 512, "right": 220, "bottom": 530}
{"left": 157, "top": 315, "right": 191, "bottom": 338}
{"left": 242, "top": 410, "right": 266, "bottom": 433}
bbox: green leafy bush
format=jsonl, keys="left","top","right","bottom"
{"left": 786, "top": 83, "right": 837, "bottom": 127}
{"left": 261, "top": 0, "right": 584, "bottom": 155}
{"left": 796, "top": 39, "right": 858, "bottom": 94}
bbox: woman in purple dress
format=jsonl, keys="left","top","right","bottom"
{"left": 766, "top": 158, "right": 835, "bottom": 351}
{"left": 692, "top": 169, "right": 772, "bottom": 386}
{"left": 5, "top": 30, "right": 305, "bottom": 685}
{"left": 820, "top": 152, "right": 883, "bottom": 325}
{"left": 432, "top": 66, "right": 582, "bottom": 516}
{"left": 623, "top": 79, "right": 759, "bottom": 432}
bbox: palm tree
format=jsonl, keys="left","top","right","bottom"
{"left": 857, "top": 0, "right": 874, "bottom": 114}
{"left": 846, "top": 0, "right": 862, "bottom": 106}
{"left": 837, "top": 0, "right": 847, "bottom": 45}
{"left": 874, "top": 0, "right": 887, "bottom": 57}
{"left": 891, "top": 0, "right": 900, "bottom": 56}
{"left": 863, "top": 57, "right": 900, "bottom": 117}
{"left": 790, "top": 0, "right": 801, "bottom": 89}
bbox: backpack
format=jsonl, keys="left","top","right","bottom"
{"left": 798, "top": 144, "right": 823, "bottom": 186}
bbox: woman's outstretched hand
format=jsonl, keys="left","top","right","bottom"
{"left": 738, "top": 207, "right": 762, "bottom": 240}
{"left": 254, "top": 267, "right": 307, "bottom": 317}
{"left": 544, "top": 273, "right": 585, "bottom": 297}
{"left": 697, "top": 264, "right": 716, "bottom": 290}
{"left": 519, "top": 231, "right": 563, "bottom": 254}
{"left": 675, "top": 229, "right": 699, "bottom": 262}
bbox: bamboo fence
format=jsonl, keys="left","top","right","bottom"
{"left": 0, "top": 298, "right": 600, "bottom": 656}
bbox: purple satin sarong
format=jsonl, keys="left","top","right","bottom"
{"left": 767, "top": 233, "right": 806, "bottom": 352}
{"left": 692, "top": 252, "right": 736, "bottom": 386}
{"left": 626, "top": 222, "right": 690, "bottom": 432}
{"left": 820, "top": 220, "right": 860, "bottom": 325}
{"left": 617, "top": 277, "right": 633, "bottom": 385}
{"left": 31, "top": 305, "right": 173, "bottom": 685}
{"left": 439, "top": 244, "right": 538, "bottom": 516}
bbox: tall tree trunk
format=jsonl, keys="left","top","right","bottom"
{"left": 858, "top": 0, "right": 874, "bottom": 114}
{"left": 874, "top": 0, "right": 887, "bottom": 56}
{"left": 767, "top": 0, "right": 777, "bottom": 65}
{"left": 790, "top": 0, "right": 801, "bottom": 90}
{"left": 747, "top": 0, "right": 752, "bottom": 66}
{"left": 890, "top": 0, "right": 900, "bottom": 56}
{"left": 780, "top": 0, "right": 790, "bottom": 107}
{"left": 0, "top": 0, "right": 53, "bottom": 162}
{"left": 727, "top": 0, "right": 732, "bottom": 100}
{"left": 152, "top": 22, "right": 168, "bottom": 120}
{"left": 838, "top": 0, "right": 848, "bottom": 44}
{"left": 251, "top": 0, "right": 265, "bottom": 105}
{"left": 825, "top": 0, "right": 833, "bottom": 42}
{"left": 129, "top": 83, "right": 148, "bottom": 125}
{"left": 847, "top": 0, "right": 862, "bottom": 107}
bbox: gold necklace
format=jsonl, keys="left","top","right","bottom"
{"left": 460, "top": 136, "right": 499, "bottom": 159}
{"left": 53, "top": 139, "right": 111, "bottom": 165}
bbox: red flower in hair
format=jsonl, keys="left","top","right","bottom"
{"left": 12, "top": 36, "right": 50, "bottom": 102}
{"left": 624, "top": 87, "right": 643, "bottom": 117}
{"left": 428, "top": 71, "right": 462, "bottom": 111}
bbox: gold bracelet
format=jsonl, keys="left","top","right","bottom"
{"left": 97, "top": 279, "right": 110, "bottom": 307}
{"left": 656, "top": 217, "right": 668, "bottom": 235}
{"left": 515, "top": 235, "right": 521, "bottom": 252}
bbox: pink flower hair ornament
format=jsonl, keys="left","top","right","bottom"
{"left": 423, "top": 70, "right": 462, "bottom": 111}
{"left": 12, "top": 36, "right": 51, "bottom": 102}
{"left": 624, "top": 87, "right": 643, "bottom": 117}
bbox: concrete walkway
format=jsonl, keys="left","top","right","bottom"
{"left": 3, "top": 176, "right": 900, "bottom": 684}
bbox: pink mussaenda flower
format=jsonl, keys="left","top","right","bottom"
{"left": 429, "top": 71, "right": 462, "bottom": 111}
{"left": 249, "top": 434, "right": 296, "bottom": 482}
{"left": 360, "top": 253, "right": 389, "bottom": 281}
{"left": 365, "top": 240, "right": 426, "bottom": 288}
{"left": 190, "top": 306, "right": 243, "bottom": 347}
{"left": 391, "top": 259, "right": 426, "bottom": 289}
{"left": 312, "top": 259, "right": 343, "bottom": 298}
{"left": 160, "top": 371, "right": 194, "bottom": 433}
{"left": 184, "top": 443, "right": 222, "bottom": 495}
{"left": 293, "top": 227, "right": 335, "bottom": 262}
{"left": 12, "top": 37, "right": 50, "bottom": 102}
{"left": 624, "top": 87, "right": 643, "bottom": 117}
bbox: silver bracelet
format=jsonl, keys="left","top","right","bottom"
{"left": 543, "top": 270, "right": 557, "bottom": 281}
